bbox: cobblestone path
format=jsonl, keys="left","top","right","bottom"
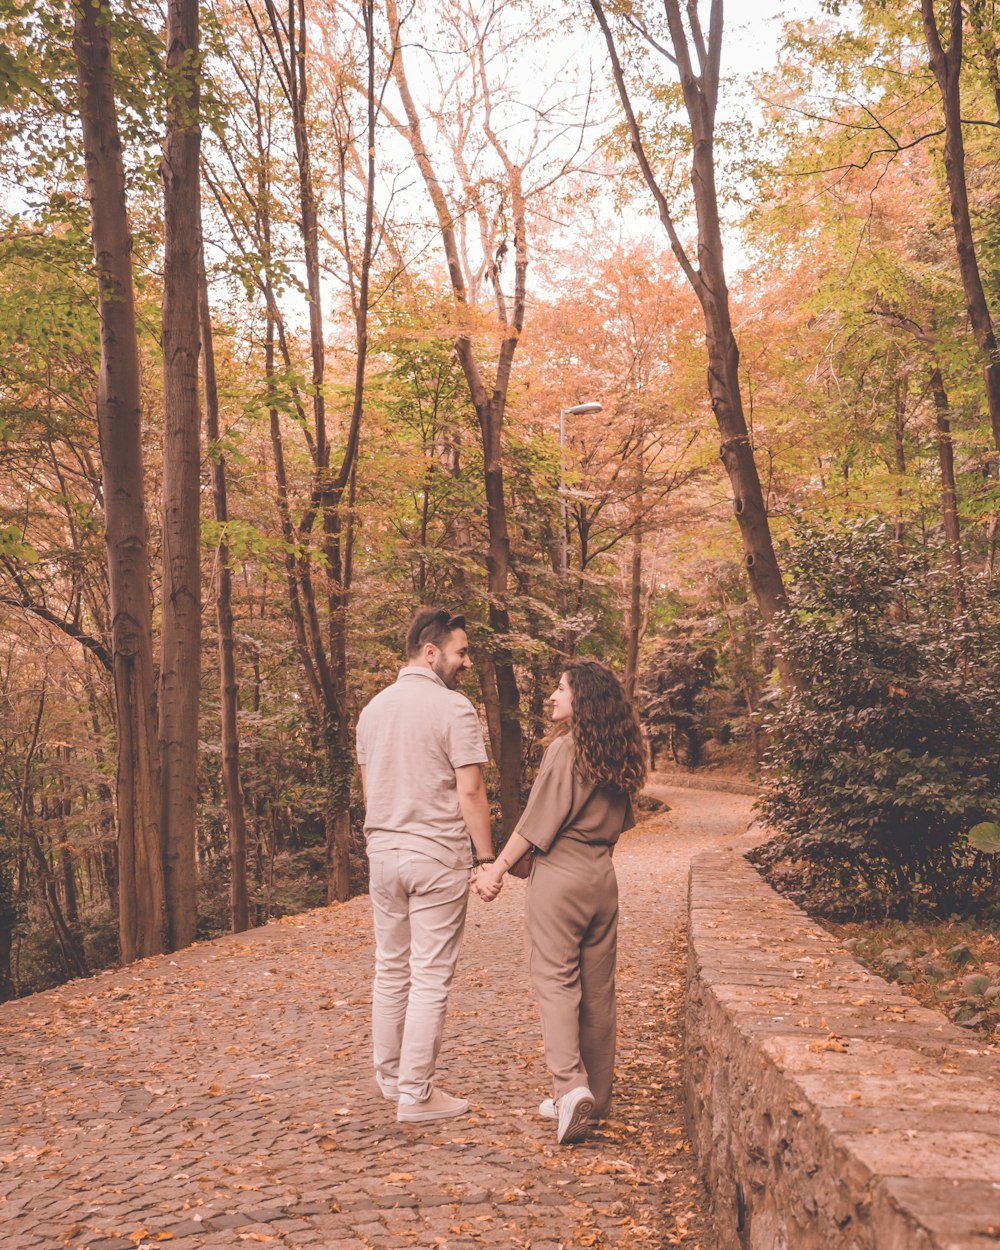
{"left": 0, "top": 783, "right": 754, "bottom": 1250}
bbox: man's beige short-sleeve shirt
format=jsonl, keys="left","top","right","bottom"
{"left": 356, "top": 666, "right": 488, "bottom": 869}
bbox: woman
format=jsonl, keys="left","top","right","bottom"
{"left": 474, "top": 659, "right": 647, "bottom": 1145}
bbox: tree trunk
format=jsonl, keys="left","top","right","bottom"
{"left": 623, "top": 524, "right": 642, "bottom": 706}
{"left": 159, "top": 0, "right": 203, "bottom": 951}
{"left": 474, "top": 393, "right": 523, "bottom": 834}
{"left": 985, "top": 512, "right": 999, "bottom": 584}
{"left": 893, "top": 373, "right": 908, "bottom": 553}
{"left": 929, "top": 366, "right": 966, "bottom": 613}
{"left": 199, "top": 209, "right": 250, "bottom": 934}
{"left": 921, "top": 0, "right": 1000, "bottom": 456}
{"left": 19, "top": 688, "right": 88, "bottom": 979}
{"left": 591, "top": 0, "right": 792, "bottom": 672}
{"left": 0, "top": 926, "right": 13, "bottom": 1002}
{"left": 388, "top": 0, "right": 525, "bottom": 829}
{"left": 72, "top": 0, "right": 166, "bottom": 963}
{"left": 57, "top": 746, "right": 81, "bottom": 926}
{"left": 255, "top": 0, "right": 374, "bottom": 900}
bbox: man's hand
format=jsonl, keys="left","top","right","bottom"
{"left": 472, "top": 863, "right": 503, "bottom": 902}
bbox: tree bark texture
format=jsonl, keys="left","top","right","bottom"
{"left": 624, "top": 525, "right": 642, "bottom": 707}
{"left": 929, "top": 366, "right": 966, "bottom": 613}
{"left": 0, "top": 927, "right": 13, "bottom": 1002}
{"left": 199, "top": 211, "right": 250, "bottom": 934}
{"left": 893, "top": 373, "right": 908, "bottom": 553}
{"left": 921, "top": 0, "right": 1000, "bottom": 457}
{"left": 591, "top": 0, "right": 791, "bottom": 661}
{"left": 159, "top": 0, "right": 203, "bottom": 951}
{"left": 72, "top": 0, "right": 167, "bottom": 963}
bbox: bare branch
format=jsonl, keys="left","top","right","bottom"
{"left": 0, "top": 588, "right": 112, "bottom": 672}
{"left": 589, "top": 0, "right": 700, "bottom": 293}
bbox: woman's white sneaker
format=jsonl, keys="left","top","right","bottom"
{"left": 557, "top": 1085, "right": 595, "bottom": 1144}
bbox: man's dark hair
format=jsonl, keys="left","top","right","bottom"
{"left": 405, "top": 607, "right": 467, "bottom": 659}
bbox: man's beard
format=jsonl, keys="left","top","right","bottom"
{"left": 433, "top": 656, "right": 460, "bottom": 689}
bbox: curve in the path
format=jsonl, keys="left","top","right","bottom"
{"left": 0, "top": 784, "right": 753, "bottom": 1250}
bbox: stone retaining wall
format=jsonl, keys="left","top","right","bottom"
{"left": 683, "top": 849, "right": 1000, "bottom": 1250}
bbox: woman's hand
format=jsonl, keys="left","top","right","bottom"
{"left": 473, "top": 864, "right": 503, "bottom": 902}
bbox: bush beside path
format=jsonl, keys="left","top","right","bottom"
{"left": 0, "top": 786, "right": 755, "bottom": 1250}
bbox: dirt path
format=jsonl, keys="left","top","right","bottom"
{"left": 0, "top": 784, "right": 754, "bottom": 1250}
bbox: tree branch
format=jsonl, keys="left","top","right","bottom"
{"left": 0, "top": 592, "right": 112, "bottom": 672}
{"left": 589, "top": 0, "right": 700, "bottom": 293}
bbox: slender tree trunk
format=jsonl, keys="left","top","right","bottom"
{"left": 56, "top": 746, "right": 81, "bottom": 926}
{"left": 983, "top": 516, "right": 999, "bottom": 584}
{"left": 922, "top": 0, "right": 1000, "bottom": 456}
{"left": 73, "top": 0, "right": 166, "bottom": 962}
{"left": 60, "top": 847, "right": 79, "bottom": 927}
{"left": 473, "top": 389, "right": 523, "bottom": 833}
{"left": 624, "top": 445, "right": 645, "bottom": 705}
{"left": 199, "top": 210, "right": 250, "bottom": 933}
{"left": 893, "top": 373, "right": 908, "bottom": 553}
{"left": 19, "top": 688, "right": 88, "bottom": 979}
{"left": 591, "top": 0, "right": 791, "bottom": 676}
{"left": 624, "top": 524, "right": 642, "bottom": 706}
{"left": 0, "top": 927, "right": 12, "bottom": 1001}
{"left": 83, "top": 659, "right": 117, "bottom": 910}
{"left": 256, "top": 0, "right": 374, "bottom": 898}
{"left": 159, "top": 0, "right": 203, "bottom": 951}
{"left": 929, "top": 366, "right": 966, "bottom": 612}
{"left": 967, "top": 0, "right": 1000, "bottom": 123}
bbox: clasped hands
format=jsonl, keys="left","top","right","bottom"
{"left": 471, "top": 863, "right": 503, "bottom": 902}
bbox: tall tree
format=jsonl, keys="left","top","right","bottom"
{"left": 928, "top": 365, "right": 966, "bottom": 612}
{"left": 590, "top": 0, "right": 791, "bottom": 666}
{"left": 220, "top": 0, "right": 378, "bottom": 898}
{"left": 385, "top": 0, "right": 549, "bottom": 827}
{"left": 72, "top": 0, "right": 167, "bottom": 961}
{"left": 159, "top": 0, "right": 203, "bottom": 950}
{"left": 199, "top": 205, "right": 250, "bottom": 933}
{"left": 920, "top": 0, "right": 1000, "bottom": 457}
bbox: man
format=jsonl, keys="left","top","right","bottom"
{"left": 356, "top": 607, "right": 496, "bottom": 1122}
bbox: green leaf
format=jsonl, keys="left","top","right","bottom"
{"left": 0, "top": 525, "right": 39, "bottom": 563}
{"left": 968, "top": 823, "right": 1000, "bottom": 856}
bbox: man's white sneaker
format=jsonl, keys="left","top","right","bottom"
{"left": 557, "top": 1085, "right": 595, "bottom": 1144}
{"left": 375, "top": 1074, "right": 399, "bottom": 1101}
{"left": 397, "top": 1088, "right": 470, "bottom": 1123}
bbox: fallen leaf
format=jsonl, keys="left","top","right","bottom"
{"left": 808, "top": 1036, "right": 848, "bottom": 1053}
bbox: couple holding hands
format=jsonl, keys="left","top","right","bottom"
{"left": 356, "top": 608, "right": 646, "bottom": 1145}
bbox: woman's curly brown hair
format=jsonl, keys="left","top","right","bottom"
{"left": 562, "top": 659, "right": 647, "bottom": 795}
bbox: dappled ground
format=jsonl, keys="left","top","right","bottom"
{"left": 0, "top": 783, "right": 754, "bottom": 1250}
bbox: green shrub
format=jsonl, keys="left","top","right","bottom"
{"left": 755, "top": 520, "right": 1000, "bottom": 918}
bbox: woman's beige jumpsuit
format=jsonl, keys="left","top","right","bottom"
{"left": 512, "top": 734, "right": 634, "bottom": 1118}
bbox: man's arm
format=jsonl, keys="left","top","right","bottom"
{"left": 359, "top": 765, "right": 367, "bottom": 806}
{"left": 454, "top": 763, "right": 492, "bottom": 860}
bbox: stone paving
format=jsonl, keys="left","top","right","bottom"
{"left": 0, "top": 783, "right": 755, "bottom": 1250}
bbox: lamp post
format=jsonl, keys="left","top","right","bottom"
{"left": 559, "top": 401, "right": 603, "bottom": 575}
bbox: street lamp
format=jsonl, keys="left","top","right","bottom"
{"left": 559, "top": 401, "right": 603, "bottom": 575}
